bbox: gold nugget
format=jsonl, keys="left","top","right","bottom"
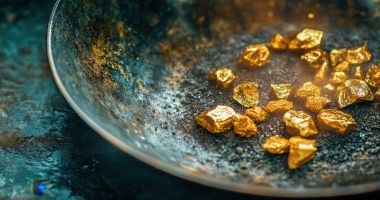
{"left": 322, "top": 83, "right": 336, "bottom": 94}
{"left": 330, "top": 71, "right": 348, "bottom": 85}
{"left": 347, "top": 44, "right": 372, "bottom": 64}
{"left": 294, "top": 82, "right": 320, "bottom": 99}
{"left": 245, "top": 107, "right": 269, "bottom": 122}
{"left": 209, "top": 67, "right": 236, "bottom": 89}
{"left": 195, "top": 105, "right": 236, "bottom": 133}
{"left": 263, "top": 135, "right": 289, "bottom": 154}
{"left": 301, "top": 49, "right": 328, "bottom": 69}
{"left": 314, "top": 61, "right": 329, "bottom": 84}
{"left": 270, "top": 83, "right": 292, "bottom": 99}
{"left": 283, "top": 110, "right": 318, "bottom": 137}
{"left": 305, "top": 96, "right": 331, "bottom": 113}
{"left": 336, "top": 79, "right": 374, "bottom": 108}
{"left": 330, "top": 48, "right": 347, "bottom": 67}
{"left": 237, "top": 44, "right": 270, "bottom": 68}
{"left": 268, "top": 33, "right": 288, "bottom": 51}
{"left": 288, "top": 137, "right": 317, "bottom": 169}
{"left": 288, "top": 28, "right": 323, "bottom": 52}
{"left": 353, "top": 66, "right": 364, "bottom": 79}
{"left": 317, "top": 109, "right": 356, "bottom": 135}
{"left": 233, "top": 82, "right": 259, "bottom": 108}
{"left": 333, "top": 61, "right": 350, "bottom": 72}
{"left": 232, "top": 114, "right": 258, "bottom": 138}
{"left": 265, "top": 99, "right": 294, "bottom": 113}
{"left": 365, "top": 65, "right": 380, "bottom": 87}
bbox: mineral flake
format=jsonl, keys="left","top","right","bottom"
{"left": 305, "top": 96, "right": 331, "bottom": 113}
{"left": 333, "top": 61, "right": 350, "bottom": 72}
{"left": 317, "top": 109, "right": 356, "bottom": 135}
{"left": 233, "top": 82, "right": 259, "bottom": 108}
{"left": 208, "top": 66, "right": 236, "bottom": 89}
{"left": 195, "top": 105, "right": 236, "bottom": 133}
{"left": 288, "top": 137, "right": 317, "bottom": 169}
{"left": 301, "top": 49, "right": 328, "bottom": 69}
{"left": 365, "top": 65, "right": 380, "bottom": 87}
{"left": 265, "top": 99, "right": 294, "bottom": 113}
{"left": 346, "top": 44, "right": 372, "bottom": 64}
{"left": 232, "top": 114, "right": 258, "bottom": 138}
{"left": 268, "top": 33, "right": 288, "bottom": 51}
{"left": 237, "top": 44, "right": 270, "bottom": 68}
{"left": 314, "top": 60, "right": 329, "bottom": 84}
{"left": 245, "top": 106, "right": 269, "bottom": 122}
{"left": 336, "top": 79, "right": 374, "bottom": 108}
{"left": 353, "top": 66, "right": 364, "bottom": 79}
{"left": 330, "top": 71, "right": 348, "bottom": 85}
{"left": 330, "top": 48, "right": 347, "bottom": 67}
{"left": 263, "top": 135, "right": 289, "bottom": 154}
{"left": 294, "top": 82, "right": 320, "bottom": 99}
{"left": 288, "top": 28, "right": 323, "bottom": 52}
{"left": 283, "top": 110, "right": 318, "bottom": 137}
{"left": 270, "top": 83, "right": 292, "bottom": 99}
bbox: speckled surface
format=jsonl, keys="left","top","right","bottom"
{"left": 47, "top": 0, "right": 380, "bottom": 197}
{"left": 2, "top": 0, "right": 380, "bottom": 199}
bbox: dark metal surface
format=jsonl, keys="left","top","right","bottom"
{"left": 0, "top": 1, "right": 271, "bottom": 199}
{"left": 47, "top": 0, "right": 380, "bottom": 197}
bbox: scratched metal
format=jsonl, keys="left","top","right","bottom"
{"left": 49, "top": 0, "right": 380, "bottom": 197}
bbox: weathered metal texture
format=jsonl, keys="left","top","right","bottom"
{"left": 49, "top": 0, "right": 380, "bottom": 197}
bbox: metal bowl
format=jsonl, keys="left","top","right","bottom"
{"left": 48, "top": 0, "right": 380, "bottom": 197}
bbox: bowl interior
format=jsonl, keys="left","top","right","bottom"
{"left": 49, "top": 0, "right": 380, "bottom": 196}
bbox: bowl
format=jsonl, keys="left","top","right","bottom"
{"left": 48, "top": 0, "right": 380, "bottom": 197}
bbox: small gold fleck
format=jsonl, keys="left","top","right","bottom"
{"left": 283, "top": 110, "right": 318, "bottom": 137}
{"left": 294, "top": 82, "right": 320, "bottom": 99}
{"left": 270, "top": 83, "right": 292, "bottom": 99}
{"left": 237, "top": 44, "right": 270, "bottom": 68}
{"left": 333, "top": 61, "right": 350, "bottom": 72}
{"left": 263, "top": 135, "right": 289, "bottom": 154}
{"left": 288, "top": 137, "right": 317, "bottom": 169}
{"left": 346, "top": 44, "right": 372, "bottom": 64}
{"left": 307, "top": 13, "right": 315, "bottom": 19}
{"left": 365, "top": 65, "right": 380, "bottom": 87}
{"left": 265, "top": 99, "right": 294, "bottom": 113}
{"left": 232, "top": 114, "right": 258, "bottom": 138}
{"left": 330, "top": 48, "right": 347, "bottom": 67}
{"left": 353, "top": 66, "right": 364, "bottom": 79}
{"left": 314, "top": 60, "right": 329, "bottom": 84}
{"left": 268, "top": 33, "right": 289, "bottom": 51}
{"left": 288, "top": 28, "right": 323, "bottom": 53}
{"left": 195, "top": 105, "right": 236, "bottom": 133}
{"left": 208, "top": 67, "right": 236, "bottom": 89}
{"left": 330, "top": 71, "right": 348, "bottom": 85}
{"left": 301, "top": 49, "right": 328, "bottom": 69}
{"left": 336, "top": 79, "right": 374, "bottom": 108}
{"left": 233, "top": 82, "right": 259, "bottom": 108}
{"left": 245, "top": 107, "right": 269, "bottom": 122}
{"left": 305, "top": 96, "right": 331, "bottom": 113}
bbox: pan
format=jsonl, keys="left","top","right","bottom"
{"left": 47, "top": 0, "right": 380, "bottom": 197}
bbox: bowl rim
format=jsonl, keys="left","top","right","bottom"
{"left": 47, "top": 0, "right": 380, "bottom": 197}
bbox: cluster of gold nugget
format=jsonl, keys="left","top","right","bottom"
{"left": 196, "top": 28, "right": 380, "bottom": 169}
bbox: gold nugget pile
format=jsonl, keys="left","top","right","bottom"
{"left": 196, "top": 28, "right": 380, "bottom": 169}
